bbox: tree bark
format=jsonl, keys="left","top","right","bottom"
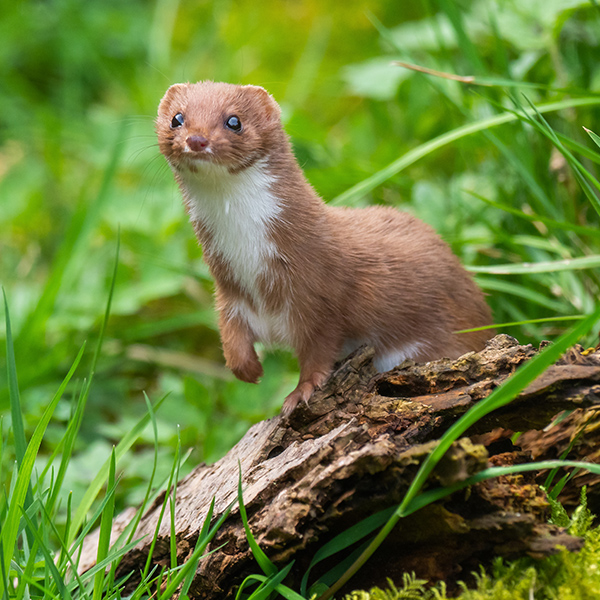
{"left": 80, "top": 334, "right": 600, "bottom": 597}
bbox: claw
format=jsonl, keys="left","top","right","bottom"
{"left": 281, "top": 381, "right": 314, "bottom": 417}
{"left": 280, "top": 371, "right": 331, "bottom": 417}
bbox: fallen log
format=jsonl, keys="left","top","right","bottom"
{"left": 80, "top": 334, "right": 600, "bottom": 597}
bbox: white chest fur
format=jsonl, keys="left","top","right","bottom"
{"left": 176, "top": 159, "right": 292, "bottom": 345}
{"left": 178, "top": 159, "right": 282, "bottom": 299}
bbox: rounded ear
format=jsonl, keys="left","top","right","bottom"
{"left": 158, "top": 83, "right": 188, "bottom": 116}
{"left": 244, "top": 85, "right": 282, "bottom": 123}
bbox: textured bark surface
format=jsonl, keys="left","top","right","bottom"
{"left": 80, "top": 334, "right": 600, "bottom": 597}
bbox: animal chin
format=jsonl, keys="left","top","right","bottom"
{"left": 184, "top": 153, "right": 214, "bottom": 167}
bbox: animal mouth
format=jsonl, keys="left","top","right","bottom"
{"left": 175, "top": 151, "right": 227, "bottom": 174}
{"left": 183, "top": 151, "right": 214, "bottom": 165}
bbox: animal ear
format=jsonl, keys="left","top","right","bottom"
{"left": 244, "top": 85, "right": 282, "bottom": 123}
{"left": 158, "top": 83, "right": 188, "bottom": 116}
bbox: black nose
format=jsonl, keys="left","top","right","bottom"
{"left": 186, "top": 135, "right": 209, "bottom": 151}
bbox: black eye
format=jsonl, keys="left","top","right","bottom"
{"left": 171, "top": 113, "right": 184, "bottom": 128}
{"left": 225, "top": 115, "right": 242, "bottom": 132}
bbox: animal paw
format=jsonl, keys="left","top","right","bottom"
{"left": 280, "top": 371, "right": 331, "bottom": 417}
{"left": 230, "top": 357, "right": 264, "bottom": 384}
{"left": 281, "top": 381, "right": 314, "bottom": 417}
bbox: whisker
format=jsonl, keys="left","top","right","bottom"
{"left": 134, "top": 155, "right": 176, "bottom": 227}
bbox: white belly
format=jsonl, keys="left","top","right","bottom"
{"left": 373, "top": 341, "right": 430, "bottom": 371}
{"left": 343, "top": 339, "right": 430, "bottom": 372}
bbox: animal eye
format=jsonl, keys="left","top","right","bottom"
{"left": 225, "top": 115, "right": 242, "bottom": 132}
{"left": 171, "top": 113, "right": 184, "bottom": 128}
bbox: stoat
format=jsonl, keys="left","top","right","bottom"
{"left": 156, "top": 81, "right": 493, "bottom": 416}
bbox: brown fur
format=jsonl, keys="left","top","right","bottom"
{"left": 157, "top": 81, "right": 494, "bottom": 415}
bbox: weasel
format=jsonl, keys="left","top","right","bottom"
{"left": 156, "top": 81, "right": 493, "bottom": 416}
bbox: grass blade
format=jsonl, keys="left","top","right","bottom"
{"left": 301, "top": 506, "right": 394, "bottom": 595}
{"left": 158, "top": 497, "right": 236, "bottom": 600}
{"left": 468, "top": 255, "right": 600, "bottom": 275}
{"left": 0, "top": 349, "right": 73, "bottom": 598}
{"left": 71, "top": 537, "right": 147, "bottom": 590}
{"left": 93, "top": 449, "right": 117, "bottom": 600}
{"left": 560, "top": 129, "right": 600, "bottom": 164}
{"left": 311, "top": 539, "right": 371, "bottom": 595}
{"left": 456, "top": 315, "right": 584, "bottom": 333}
{"left": 3, "top": 290, "right": 25, "bottom": 466}
{"left": 331, "top": 97, "right": 600, "bottom": 207}
{"left": 466, "top": 190, "right": 600, "bottom": 240}
{"left": 402, "top": 460, "right": 600, "bottom": 516}
{"left": 519, "top": 97, "right": 600, "bottom": 218}
{"left": 584, "top": 126, "right": 600, "bottom": 150}
{"left": 271, "top": 583, "right": 308, "bottom": 600}
{"left": 236, "top": 572, "right": 307, "bottom": 600}
{"left": 2, "top": 290, "right": 38, "bottom": 551}
{"left": 178, "top": 497, "right": 216, "bottom": 598}
{"left": 90, "top": 233, "right": 120, "bottom": 377}
{"left": 247, "top": 562, "right": 294, "bottom": 600}
{"left": 169, "top": 429, "right": 182, "bottom": 572}
{"left": 42, "top": 353, "right": 87, "bottom": 517}
{"left": 119, "top": 392, "right": 161, "bottom": 549}
{"left": 0, "top": 312, "right": 83, "bottom": 598}
{"left": 437, "top": 0, "right": 485, "bottom": 73}
{"left": 142, "top": 428, "right": 182, "bottom": 581}
{"left": 235, "top": 574, "right": 268, "bottom": 600}
{"left": 392, "top": 61, "right": 598, "bottom": 96}
{"left": 69, "top": 393, "right": 168, "bottom": 547}
{"left": 237, "top": 463, "right": 277, "bottom": 577}
{"left": 37, "top": 497, "right": 88, "bottom": 595}
{"left": 68, "top": 238, "right": 166, "bottom": 545}
{"left": 20, "top": 510, "right": 71, "bottom": 600}
{"left": 477, "top": 278, "right": 568, "bottom": 313}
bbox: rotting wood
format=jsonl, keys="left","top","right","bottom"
{"left": 79, "top": 334, "right": 600, "bottom": 598}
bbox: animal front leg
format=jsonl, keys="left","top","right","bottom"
{"left": 219, "top": 311, "right": 263, "bottom": 384}
{"left": 281, "top": 338, "right": 339, "bottom": 417}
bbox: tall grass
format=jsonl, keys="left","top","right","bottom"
{"left": 2, "top": 0, "right": 599, "bottom": 477}
{"left": 1, "top": 262, "right": 233, "bottom": 599}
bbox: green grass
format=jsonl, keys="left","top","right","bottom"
{"left": 2, "top": 0, "right": 600, "bottom": 598}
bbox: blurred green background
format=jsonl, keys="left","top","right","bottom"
{"left": 1, "top": 0, "right": 600, "bottom": 509}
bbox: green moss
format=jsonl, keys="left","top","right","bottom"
{"left": 344, "top": 573, "right": 430, "bottom": 600}
{"left": 346, "top": 491, "right": 600, "bottom": 600}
